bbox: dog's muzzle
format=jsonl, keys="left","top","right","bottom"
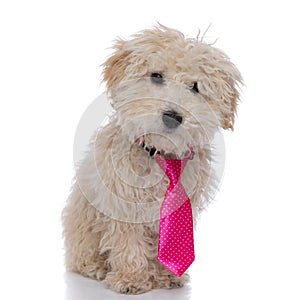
{"left": 162, "top": 110, "right": 182, "bottom": 129}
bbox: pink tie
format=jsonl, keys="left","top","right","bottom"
{"left": 155, "top": 154, "right": 195, "bottom": 277}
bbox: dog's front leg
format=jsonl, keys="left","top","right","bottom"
{"left": 103, "top": 221, "right": 154, "bottom": 294}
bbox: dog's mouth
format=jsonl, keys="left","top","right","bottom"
{"left": 136, "top": 137, "right": 194, "bottom": 160}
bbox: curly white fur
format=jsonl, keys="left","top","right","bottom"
{"left": 62, "top": 24, "right": 242, "bottom": 294}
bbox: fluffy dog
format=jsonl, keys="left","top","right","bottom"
{"left": 62, "top": 25, "right": 242, "bottom": 294}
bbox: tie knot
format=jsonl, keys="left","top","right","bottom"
{"left": 165, "top": 160, "right": 182, "bottom": 183}
{"left": 155, "top": 156, "right": 188, "bottom": 184}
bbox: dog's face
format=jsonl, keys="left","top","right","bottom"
{"left": 102, "top": 25, "right": 242, "bottom": 156}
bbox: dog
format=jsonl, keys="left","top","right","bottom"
{"left": 62, "top": 24, "right": 242, "bottom": 294}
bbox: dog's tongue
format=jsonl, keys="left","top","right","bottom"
{"left": 163, "top": 152, "right": 179, "bottom": 160}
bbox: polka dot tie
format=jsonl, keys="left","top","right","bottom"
{"left": 155, "top": 154, "right": 195, "bottom": 277}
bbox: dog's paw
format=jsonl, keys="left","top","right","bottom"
{"left": 118, "top": 283, "right": 151, "bottom": 295}
{"left": 105, "top": 271, "right": 152, "bottom": 294}
{"left": 68, "top": 261, "right": 108, "bottom": 281}
{"left": 154, "top": 273, "right": 189, "bottom": 289}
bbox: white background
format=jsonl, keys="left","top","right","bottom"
{"left": 1, "top": 1, "right": 300, "bottom": 299}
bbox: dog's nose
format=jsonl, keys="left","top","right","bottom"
{"left": 162, "top": 110, "right": 183, "bottom": 128}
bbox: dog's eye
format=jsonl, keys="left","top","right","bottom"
{"left": 151, "top": 73, "right": 164, "bottom": 84}
{"left": 191, "top": 82, "right": 199, "bottom": 93}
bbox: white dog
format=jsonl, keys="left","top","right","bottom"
{"left": 63, "top": 24, "right": 242, "bottom": 294}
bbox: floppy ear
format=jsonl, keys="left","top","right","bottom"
{"left": 102, "top": 39, "right": 131, "bottom": 91}
{"left": 221, "top": 75, "right": 241, "bottom": 130}
{"left": 214, "top": 62, "right": 243, "bottom": 131}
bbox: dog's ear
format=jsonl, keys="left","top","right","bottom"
{"left": 220, "top": 73, "right": 241, "bottom": 130}
{"left": 102, "top": 39, "right": 131, "bottom": 91}
{"left": 212, "top": 61, "right": 243, "bottom": 131}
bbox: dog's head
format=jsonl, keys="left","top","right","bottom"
{"left": 102, "top": 25, "right": 242, "bottom": 156}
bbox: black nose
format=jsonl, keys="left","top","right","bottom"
{"left": 162, "top": 110, "right": 183, "bottom": 128}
